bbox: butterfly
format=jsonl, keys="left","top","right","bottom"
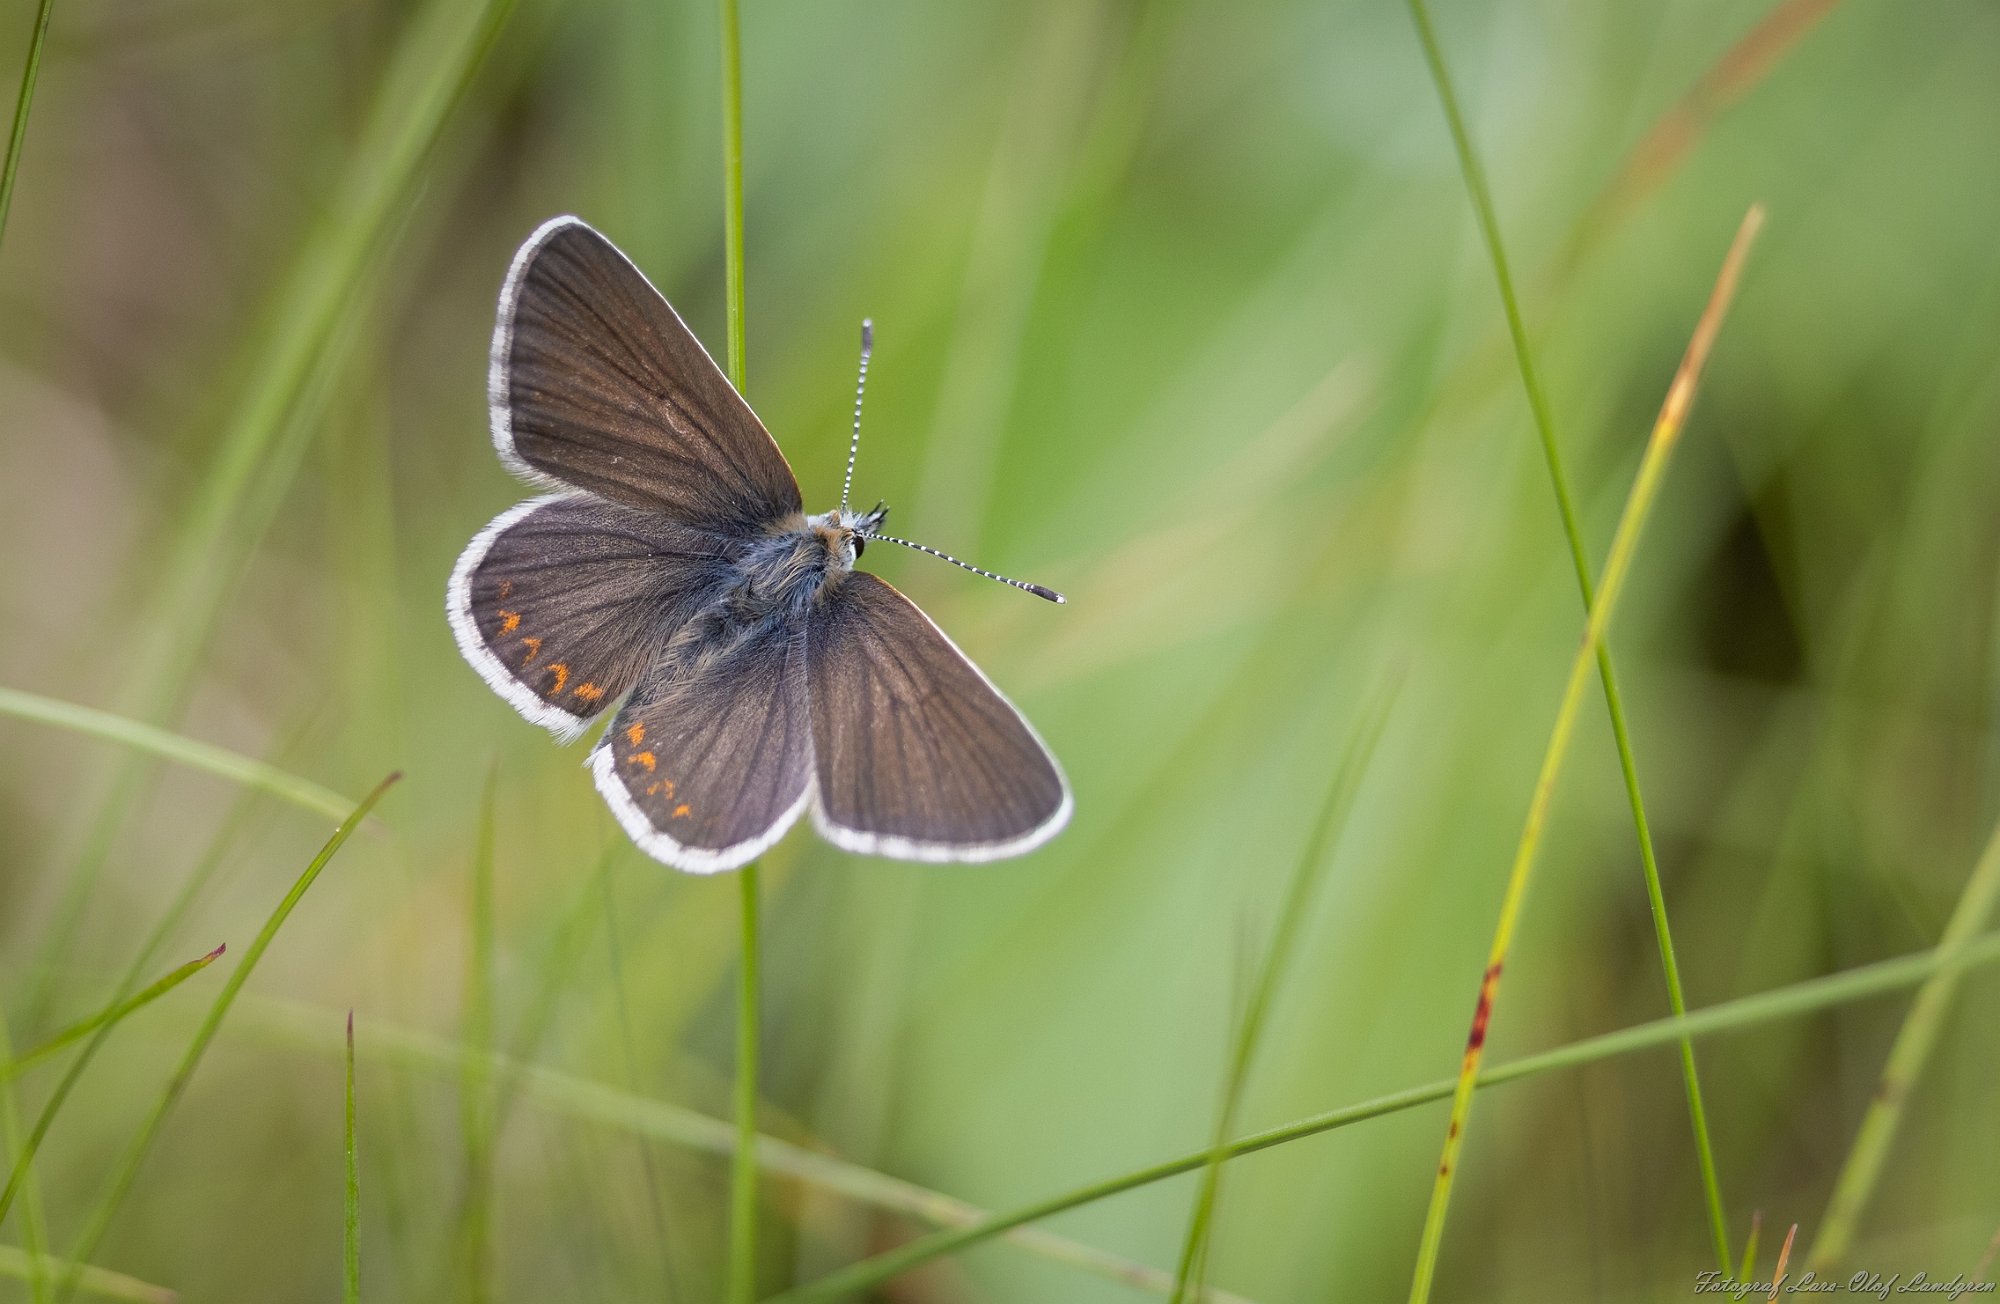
{"left": 447, "top": 217, "right": 1072, "bottom": 872}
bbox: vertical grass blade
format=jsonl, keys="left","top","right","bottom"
{"left": 52, "top": 773, "right": 400, "bottom": 1304}
{"left": 1807, "top": 819, "right": 2000, "bottom": 1267}
{"left": 717, "top": 0, "right": 760, "bottom": 1296}
{"left": 1169, "top": 679, "right": 1399, "bottom": 1301}
{"left": 346, "top": 1012, "right": 361, "bottom": 1304}
{"left": 1739, "top": 1211, "right": 1762, "bottom": 1282}
{"left": 1404, "top": 0, "right": 1737, "bottom": 1272}
{"left": 1402, "top": 207, "right": 1764, "bottom": 1304}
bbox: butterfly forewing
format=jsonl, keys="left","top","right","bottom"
{"left": 806, "top": 573, "right": 1070, "bottom": 860}
{"left": 448, "top": 494, "right": 742, "bottom": 738}
{"left": 591, "top": 624, "right": 815, "bottom": 873}
{"left": 493, "top": 217, "right": 803, "bottom": 535}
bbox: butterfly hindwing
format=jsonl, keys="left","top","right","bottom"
{"left": 591, "top": 623, "right": 815, "bottom": 873}
{"left": 805, "top": 572, "right": 1070, "bottom": 860}
{"left": 448, "top": 493, "right": 741, "bottom": 738}
{"left": 492, "top": 216, "right": 803, "bottom": 535}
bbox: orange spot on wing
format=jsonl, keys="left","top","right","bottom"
{"left": 626, "top": 722, "right": 645, "bottom": 746}
{"left": 497, "top": 579, "right": 513, "bottom": 599}
{"left": 520, "top": 636, "right": 541, "bottom": 663}
{"left": 671, "top": 804, "right": 691, "bottom": 819}
{"left": 548, "top": 663, "right": 569, "bottom": 694}
{"left": 573, "top": 681, "right": 604, "bottom": 704}
{"left": 631, "top": 751, "right": 657, "bottom": 772}
{"left": 498, "top": 610, "right": 520, "bottom": 635}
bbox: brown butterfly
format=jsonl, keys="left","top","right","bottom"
{"left": 447, "top": 217, "right": 1071, "bottom": 871}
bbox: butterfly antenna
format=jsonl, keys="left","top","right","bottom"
{"left": 840, "top": 319, "right": 872, "bottom": 517}
{"left": 857, "top": 531, "right": 1066, "bottom": 604}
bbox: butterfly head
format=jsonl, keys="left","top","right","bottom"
{"left": 807, "top": 501, "right": 888, "bottom": 568}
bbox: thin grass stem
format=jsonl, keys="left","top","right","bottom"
{"left": 1806, "top": 817, "right": 2000, "bottom": 1267}
{"left": 1739, "top": 1211, "right": 1762, "bottom": 1282}
{"left": 717, "top": 0, "right": 760, "bottom": 1295}
{"left": 51, "top": 774, "right": 399, "bottom": 1304}
{"left": 1403, "top": 205, "right": 1763, "bottom": 1304}
{"left": 1403, "top": 0, "right": 1736, "bottom": 1274}
{"left": 0, "top": 0, "right": 55, "bottom": 249}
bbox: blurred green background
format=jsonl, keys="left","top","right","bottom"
{"left": 3, "top": 0, "right": 1999, "bottom": 1299}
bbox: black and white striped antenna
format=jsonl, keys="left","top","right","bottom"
{"left": 857, "top": 530, "right": 1066, "bottom": 604}
{"left": 839, "top": 319, "right": 872, "bottom": 517}
{"left": 839, "top": 318, "right": 1064, "bottom": 604}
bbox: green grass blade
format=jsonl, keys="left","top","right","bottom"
{"left": 0, "top": 0, "right": 55, "bottom": 249}
{"left": 346, "top": 1011, "right": 360, "bottom": 1304}
{"left": 1170, "top": 679, "right": 1399, "bottom": 1301}
{"left": 1403, "top": 0, "right": 1734, "bottom": 1274}
{"left": 1403, "top": 207, "right": 1764, "bottom": 1304}
{"left": 1739, "top": 1211, "right": 1762, "bottom": 1282}
{"left": 51, "top": 773, "right": 400, "bottom": 1304}
{"left": 717, "top": 0, "right": 760, "bottom": 1295}
{"left": 0, "top": 687, "right": 356, "bottom": 822}
{"left": 767, "top": 922, "right": 2000, "bottom": 1303}
{"left": 1807, "top": 818, "right": 2000, "bottom": 1267}
{"left": 0, "top": 1247, "right": 174, "bottom": 1304}
{"left": 1, "top": 946, "right": 226, "bottom": 1086}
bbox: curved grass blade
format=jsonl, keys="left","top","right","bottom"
{"left": 1806, "top": 817, "right": 2000, "bottom": 1267}
{"left": 1403, "top": 0, "right": 1738, "bottom": 1274}
{"left": 1170, "top": 678, "right": 1399, "bottom": 1301}
{"left": 51, "top": 774, "right": 400, "bottom": 1304}
{"left": 0, "top": 946, "right": 226, "bottom": 1086}
{"left": 768, "top": 923, "right": 2000, "bottom": 1303}
{"left": 1402, "top": 206, "right": 1764, "bottom": 1304}
{"left": 0, "top": 687, "right": 355, "bottom": 822}
{"left": 2, "top": 947, "right": 229, "bottom": 1236}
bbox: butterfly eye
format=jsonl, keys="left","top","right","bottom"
{"left": 851, "top": 535, "right": 866, "bottom": 558}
